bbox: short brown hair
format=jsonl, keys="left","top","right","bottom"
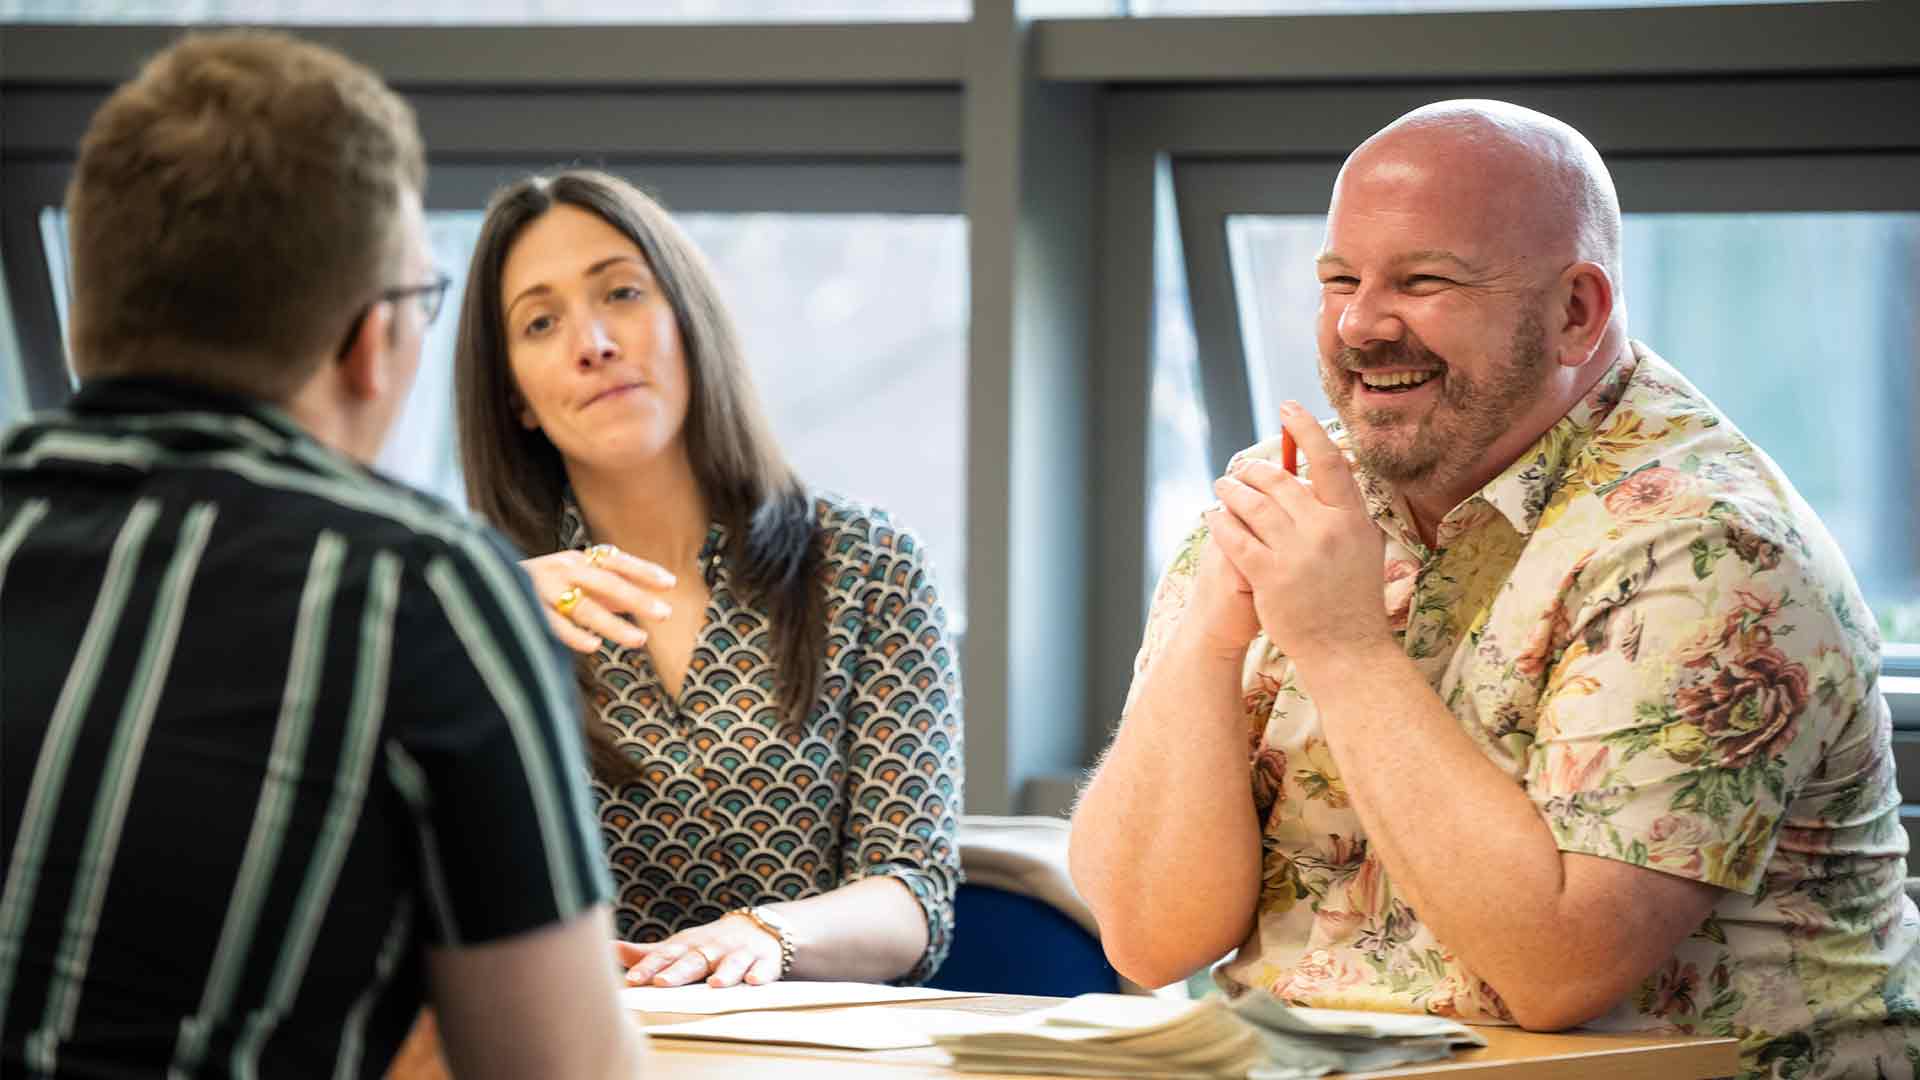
{"left": 65, "top": 30, "right": 425, "bottom": 399}
{"left": 453, "top": 170, "right": 825, "bottom": 774}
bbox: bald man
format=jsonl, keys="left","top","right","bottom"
{"left": 1071, "top": 100, "right": 1919, "bottom": 1079}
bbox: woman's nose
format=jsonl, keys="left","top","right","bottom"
{"left": 576, "top": 319, "right": 620, "bottom": 367}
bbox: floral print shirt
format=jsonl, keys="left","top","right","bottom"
{"left": 1131, "top": 343, "right": 1920, "bottom": 1079}
{"left": 561, "top": 492, "right": 963, "bottom": 985}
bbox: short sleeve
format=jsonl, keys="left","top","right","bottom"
{"left": 1524, "top": 518, "right": 1859, "bottom": 896}
{"left": 838, "top": 515, "right": 964, "bottom": 985}
{"left": 1123, "top": 522, "right": 1210, "bottom": 717}
{"left": 381, "top": 530, "right": 611, "bottom": 946}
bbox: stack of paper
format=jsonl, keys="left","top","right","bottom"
{"left": 930, "top": 992, "right": 1486, "bottom": 1079}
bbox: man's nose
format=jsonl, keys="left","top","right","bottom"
{"left": 1337, "top": 282, "right": 1406, "bottom": 349}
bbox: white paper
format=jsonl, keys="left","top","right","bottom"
{"left": 646, "top": 1007, "right": 994, "bottom": 1050}
{"left": 930, "top": 992, "right": 1483, "bottom": 1079}
{"left": 619, "top": 980, "right": 982, "bottom": 1015}
{"left": 1036, "top": 994, "right": 1210, "bottom": 1030}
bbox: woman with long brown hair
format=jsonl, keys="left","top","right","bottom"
{"left": 453, "top": 169, "right": 962, "bottom": 987}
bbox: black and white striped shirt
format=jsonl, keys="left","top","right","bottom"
{"left": 0, "top": 377, "right": 610, "bottom": 1078}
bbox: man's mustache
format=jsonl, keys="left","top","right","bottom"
{"left": 1334, "top": 342, "right": 1446, "bottom": 372}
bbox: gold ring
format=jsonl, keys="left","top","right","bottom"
{"left": 586, "top": 543, "right": 618, "bottom": 568}
{"left": 553, "top": 586, "right": 583, "bottom": 617}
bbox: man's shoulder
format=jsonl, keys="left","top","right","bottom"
{"left": 3, "top": 399, "right": 523, "bottom": 577}
{"left": 328, "top": 473, "right": 527, "bottom": 580}
{"left": 1537, "top": 346, "right": 1880, "bottom": 664}
{"left": 1554, "top": 345, "right": 1829, "bottom": 554}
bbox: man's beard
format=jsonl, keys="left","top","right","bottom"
{"left": 1320, "top": 308, "right": 1553, "bottom": 492}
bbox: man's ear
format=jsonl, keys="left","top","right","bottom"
{"left": 337, "top": 300, "right": 395, "bottom": 401}
{"left": 1554, "top": 261, "right": 1615, "bottom": 368}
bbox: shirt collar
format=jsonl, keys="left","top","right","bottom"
{"left": 557, "top": 489, "right": 727, "bottom": 579}
{"left": 1340, "top": 345, "right": 1639, "bottom": 550}
{"left": 1470, "top": 345, "right": 1638, "bottom": 539}
{"left": 66, "top": 376, "right": 313, "bottom": 448}
{"left": 46, "top": 375, "right": 374, "bottom": 484}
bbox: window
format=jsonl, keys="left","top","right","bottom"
{"left": 1132, "top": 0, "right": 1830, "bottom": 12}
{"left": 675, "top": 212, "right": 970, "bottom": 624}
{"left": 34, "top": 210, "right": 75, "bottom": 400}
{"left": 0, "top": 0, "right": 969, "bottom": 21}
{"left": 0, "top": 253, "right": 25, "bottom": 427}
{"left": 1146, "top": 171, "right": 1214, "bottom": 600}
{"left": 1220, "top": 210, "right": 1920, "bottom": 645}
{"left": 38, "top": 208, "right": 971, "bottom": 623}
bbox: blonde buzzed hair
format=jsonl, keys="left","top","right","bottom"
{"left": 65, "top": 30, "right": 426, "bottom": 400}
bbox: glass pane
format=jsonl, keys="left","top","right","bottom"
{"left": 0, "top": 253, "right": 26, "bottom": 426}
{"left": 0, "top": 0, "right": 966, "bottom": 21}
{"left": 1223, "top": 210, "right": 1920, "bottom": 645}
{"left": 37, "top": 207, "right": 970, "bottom": 623}
{"left": 1027, "top": 0, "right": 1126, "bottom": 14}
{"left": 678, "top": 212, "right": 969, "bottom": 627}
{"left": 1136, "top": 0, "right": 1829, "bottom": 12}
{"left": 378, "top": 211, "right": 485, "bottom": 502}
{"left": 36, "top": 209, "right": 76, "bottom": 399}
{"left": 1146, "top": 169, "right": 1216, "bottom": 602}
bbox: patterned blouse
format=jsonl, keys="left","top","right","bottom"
{"left": 560, "top": 492, "right": 963, "bottom": 985}
{"left": 1131, "top": 343, "right": 1920, "bottom": 1079}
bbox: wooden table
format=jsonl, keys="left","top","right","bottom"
{"left": 387, "top": 995, "right": 1741, "bottom": 1079}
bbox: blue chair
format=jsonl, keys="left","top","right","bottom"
{"left": 925, "top": 881, "right": 1123, "bottom": 997}
{"left": 923, "top": 815, "right": 1189, "bottom": 998}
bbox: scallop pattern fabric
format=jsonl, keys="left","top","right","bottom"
{"left": 561, "top": 492, "right": 963, "bottom": 984}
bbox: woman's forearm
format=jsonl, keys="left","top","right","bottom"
{"left": 767, "top": 875, "right": 931, "bottom": 982}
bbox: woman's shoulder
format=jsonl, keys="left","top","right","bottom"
{"left": 810, "top": 491, "right": 933, "bottom": 570}
{"left": 812, "top": 490, "right": 906, "bottom": 548}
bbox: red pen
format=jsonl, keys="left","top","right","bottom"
{"left": 1281, "top": 428, "right": 1299, "bottom": 476}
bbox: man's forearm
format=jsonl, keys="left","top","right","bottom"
{"left": 1295, "top": 639, "right": 1704, "bottom": 1028}
{"left": 1069, "top": 631, "right": 1262, "bottom": 987}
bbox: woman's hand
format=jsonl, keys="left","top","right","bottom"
{"left": 614, "top": 914, "right": 784, "bottom": 988}
{"left": 521, "top": 545, "right": 677, "bottom": 654}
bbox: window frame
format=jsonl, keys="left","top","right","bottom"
{"left": 5, "top": 5, "right": 1917, "bottom": 808}
{"left": 1082, "top": 55, "right": 1920, "bottom": 756}
{"left": 1169, "top": 148, "right": 1920, "bottom": 473}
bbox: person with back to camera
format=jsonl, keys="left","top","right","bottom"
{"left": 0, "top": 31, "right": 646, "bottom": 1079}
{"left": 453, "top": 169, "right": 964, "bottom": 989}
{"left": 1070, "top": 99, "right": 1920, "bottom": 1079}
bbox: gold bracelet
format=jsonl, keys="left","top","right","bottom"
{"left": 728, "top": 905, "right": 796, "bottom": 979}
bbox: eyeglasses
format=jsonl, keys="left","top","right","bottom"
{"left": 335, "top": 271, "right": 453, "bottom": 358}
{"left": 390, "top": 271, "right": 453, "bottom": 325}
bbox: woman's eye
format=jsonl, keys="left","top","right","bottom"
{"left": 608, "top": 285, "right": 643, "bottom": 302}
{"left": 524, "top": 314, "right": 555, "bottom": 337}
